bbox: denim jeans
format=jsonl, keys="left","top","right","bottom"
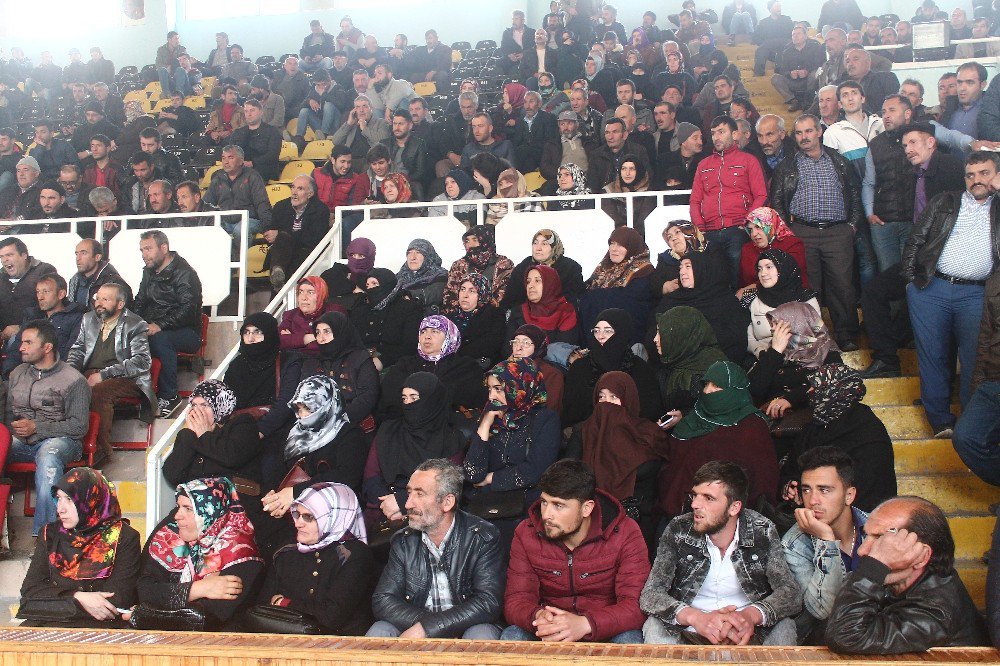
{"left": 296, "top": 103, "right": 341, "bottom": 136}
{"left": 728, "top": 12, "right": 755, "bottom": 34}
{"left": 148, "top": 326, "right": 202, "bottom": 399}
{"left": 366, "top": 620, "right": 500, "bottom": 639}
{"left": 906, "top": 278, "right": 984, "bottom": 429}
{"left": 953, "top": 381, "right": 1000, "bottom": 486}
{"left": 0, "top": 172, "right": 14, "bottom": 193}
{"left": 501, "top": 624, "right": 643, "bottom": 643}
{"left": 869, "top": 220, "right": 910, "bottom": 272}
{"left": 702, "top": 226, "right": 748, "bottom": 289}
{"left": 643, "top": 616, "right": 797, "bottom": 645}
{"left": 299, "top": 57, "right": 333, "bottom": 72}
{"left": 855, "top": 223, "right": 877, "bottom": 286}
{"left": 221, "top": 216, "right": 264, "bottom": 239}
{"left": 157, "top": 67, "right": 190, "bottom": 97}
{"left": 9, "top": 435, "right": 82, "bottom": 535}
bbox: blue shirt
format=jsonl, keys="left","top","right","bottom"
{"left": 948, "top": 97, "right": 982, "bottom": 137}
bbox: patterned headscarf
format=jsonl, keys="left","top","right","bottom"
{"left": 124, "top": 100, "right": 145, "bottom": 124}
{"left": 190, "top": 379, "right": 237, "bottom": 424}
{"left": 512, "top": 324, "right": 549, "bottom": 360}
{"left": 745, "top": 207, "right": 793, "bottom": 245}
{"left": 284, "top": 375, "right": 351, "bottom": 461}
{"left": 463, "top": 225, "right": 498, "bottom": 270}
{"left": 498, "top": 168, "right": 531, "bottom": 198}
{"left": 47, "top": 468, "right": 124, "bottom": 581}
{"left": 397, "top": 239, "right": 448, "bottom": 290}
{"left": 662, "top": 220, "right": 707, "bottom": 260}
{"left": 809, "top": 364, "right": 866, "bottom": 426}
{"left": 381, "top": 173, "right": 413, "bottom": 204}
{"left": 533, "top": 229, "right": 566, "bottom": 265}
{"left": 486, "top": 358, "right": 547, "bottom": 433}
{"left": 291, "top": 482, "right": 368, "bottom": 552}
{"left": 418, "top": 314, "right": 462, "bottom": 362}
{"left": 446, "top": 272, "right": 491, "bottom": 332}
{"left": 588, "top": 227, "right": 654, "bottom": 289}
{"left": 766, "top": 302, "right": 839, "bottom": 369}
{"left": 556, "top": 164, "right": 592, "bottom": 206}
{"left": 147, "top": 477, "right": 262, "bottom": 582}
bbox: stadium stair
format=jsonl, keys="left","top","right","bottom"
{"left": 722, "top": 42, "right": 801, "bottom": 128}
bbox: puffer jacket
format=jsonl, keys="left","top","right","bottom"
{"left": 505, "top": 490, "right": 650, "bottom": 641}
{"left": 902, "top": 190, "right": 1000, "bottom": 288}
{"left": 312, "top": 164, "right": 369, "bottom": 211}
{"left": 769, "top": 146, "right": 865, "bottom": 229}
{"left": 133, "top": 252, "right": 203, "bottom": 331}
{"left": 371, "top": 509, "right": 502, "bottom": 637}
{"left": 5, "top": 360, "right": 90, "bottom": 444}
{"left": 868, "top": 128, "right": 914, "bottom": 222}
{"left": 689, "top": 145, "right": 768, "bottom": 232}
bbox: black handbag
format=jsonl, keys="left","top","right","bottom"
{"left": 243, "top": 604, "right": 321, "bottom": 634}
{"left": 16, "top": 598, "right": 78, "bottom": 623}
{"left": 128, "top": 603, "right": 206, "bottom": 631}
{"left": 466, "top": 488, "right": 526, "bottom": 520}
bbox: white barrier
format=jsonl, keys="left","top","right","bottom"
{"left": 354, "top": 216, "right": 469, "bottom": 270}
{"left": 495, "top": 209, "right": 617, "bottom": 275}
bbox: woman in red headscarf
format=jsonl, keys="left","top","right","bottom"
{"left": 492, "top": 82, "right": 529, "bottom": 134}
{"left": 279, "top": 276, "right": 344, "bottom": 355}
{"left": 506, "top": 264, "right": 580, "bottom": 346}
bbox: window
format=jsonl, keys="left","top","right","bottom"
{"left": 184, "top": 0, "right": 298, "bottom": 21}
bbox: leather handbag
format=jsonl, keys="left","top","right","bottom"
{"left": 466, "top": 488, "right": 526, "bottom": 520}
{"left": 128, "top": 604, "right": 206, "bottom": 631}
{"left": 366, "top": 517, "right": 407, "bottom": 549}
{"left": 278, "top": 457, "right": 311, "bottom": 491}
{"left": 243, "top": 604, "right": 321, "bottom": 635}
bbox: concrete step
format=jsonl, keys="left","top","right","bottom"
{"left": 863, "top": 376, "right": 922, "bottom": 407}
{"left": 893, "top": 439, "right": 968, "bottom": 476}
{"left": 950, "top": 516, "right": 996, "bottom": 560}
{"left": 957, "top": 562, "right": 988, "bottom": 608}
{"left": 871, "top": 405, "right": 958, "bottom": 440}
{"left": 896, "top": 473, "right": 1000, "bottom": 514}
{"left": 842, "top": 349, "right": 919, "bottom": 375}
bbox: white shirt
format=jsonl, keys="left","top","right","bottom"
{"left": 936, "top": 191, "right": 995, "bottom": 280}
{"left": 683, "top": 526, "right": 754, "bottom": 631}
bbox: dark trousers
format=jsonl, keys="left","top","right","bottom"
{"left": 703, "top": 226, "right": 748, "bottom": 289}
{"left": 148, "top": 327, "right": 201, "bottom": 399}
{"left": 90, "top": 376, "right": 144, "bottom": 458}
{"left": 953, "top": 381, "right": 1000, "bottom": 486}
{"left": 754, "top": 39, "right": 789, "bottom": 76}
{"left": 267, "top": 231, "right": 311, "bottom": 276}
{"left": 790, "top": 221, "right": 859, "bottom": 343}
{"left": 860, "top": 263, "right": 909, "bottom": 366}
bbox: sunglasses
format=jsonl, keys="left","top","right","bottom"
{"left": 289, "top": 508, "right": 317, "bottom": 523}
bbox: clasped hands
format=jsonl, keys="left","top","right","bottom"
{"left": 681, "top": 604, "right": 761, "bottom": 645}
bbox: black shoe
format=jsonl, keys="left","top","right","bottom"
{"left": 787, "top": 100, "right": 802, "bottom": 112}
{"left": 839, "top": 340, "right": 859, "bottom": 352}
{"left": 157, "top": 395, "right": 182, "bottom": 418}
{"left": 861, "top": 359, "right": 901, "bottom": 378}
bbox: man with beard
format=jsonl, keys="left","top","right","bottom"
{"left": 368, "top": 63, "right": 415, "bottom": 123}
{"left": 67, "top": 282, "right": 155, "bottom": 465}
{"left": 502, "top": 460, "right": 649, "bottom": 643}
{"left": 2, "top": 273, "right": 86, "bottom": 378}
{"left": 368, "top": 459, "right": 502, "bottom": 639}
{"left": 67, "top": 238, "right": 131, "bottom": 309}
{"left": 641, "top": 461, "right": 801, "bottom": 644}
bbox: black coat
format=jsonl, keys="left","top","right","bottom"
{"left": 228, "top": 124, "right": 283, "bottom": 183}
{"left": 0, "top": 258, "right": 57, "bottom": 328}
{"left": 452, "top": 306, "right": 506, "bottom": 370}
{"left": 134, "top": 252, "right": 203, "bottom": 331}
{"left": 501, "top": 255, "right": 585, "bottom": 310}
{"left": 378, "top": 135, "right": 431, "bottom": 191}
{"left": 508, "top": 110, "right": 559, "bottom": 173}
{"left": 747, "top": 348, "right": 843, "bottom": 406}
{"left": 377, "top": 354, "right": 487, "bottom": 422}
{"left": 269, "top": 196, "right": 331, "bottom": 255}
{"left": 562, "top": 352, "right": 663, "bottom": 426}
{"left": 349, "top": 292, "right": 424, "bottom": 369}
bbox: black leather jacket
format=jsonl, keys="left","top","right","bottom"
{"left": 902, "top": 190, "right": 1000, "bottom": 288}
{"left": 371, "top": 509, "right": 502, "bottom": 637}
{"left": 826, "top": 556, "right": 988, "bottom": 654}
{"left": 133, "top": 251, "right": 203, "bottom": 331}
{"left": 769, "top": 146, "right": 865, "bottom": 229}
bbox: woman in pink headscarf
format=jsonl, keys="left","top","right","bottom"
{"left": 737, "top": 207, "right": 809, "bottom": 299}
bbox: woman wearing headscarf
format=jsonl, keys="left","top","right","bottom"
{"left": 430, "top": 169, "right": 486, "bottom": 226}
{"left": 502, "top": 228, "right": 586, "bottom": 309}
{"left": 584, "top": 54, "right": 616, "bottom": 108}
{"left": 320, "top": 263, "right": 366, "bottom": 313}
{"left": 114, "top": 100, "right": 158, "bottom": 165}
{"left": 737, "top": 207, "right": 809, "bottom": 299}
{"left": 654, "top": 306, "right": 728, "bottom": 411}
{"left": 443, "top": 225, "right": 515, "bottom": 311}
{"left": 260, "top": 482, "right": 375, "bottom": 635}
{"left": 563, "top": 308, "right": 663, "bottom": 426}
{"left": 779, "top": 365, "right": 896, "bottom": 513}
{"left": 689, "top": 31, "right": 728, "bottom": 88}
{"left": 601, "top": 155, "right": 656, "bottom": 233}
{"left": 548, "top": 164, "right": 595, "bottom": 211}
{"left": 656, "top": 361, "right": 778, "bottom": 517}
{"left": 371, "top": 174, "right": 419, "bottom": 219}
{"left": 651, "top": 50, "right": 697, "bottom": 104}
{"left": 748, "top": 302, "right": 842, "bottom": 415}
{"left": 486, "top": 168, "right": 544, "bottom": 225}
{"left": 654, "top": 252, "right": 751, "bottom": 365}
{"left": 18, "top": 468, "right": 140, "bottom": 628}
{"left": 629, "top": 27, "right": 663, "bottom": 70}
{"left": 350, "top": 267, "right": 424, "bottom": 371}
{"left": 163, "top": 380, "right": 266, "bottom": 522}
{"left": 224, "top": 313, "right": 280, "bottom": 410}
{"left": 345, "top": 237, "right": 377, "bottom": 288}
{"left": 492, "top": 82, "right": 529, "bottom": 137}
{"left": 279, "top": 276, "right": 342, "bottom": 356}
{"left": 362, "top": 373, "right": 466, "bottom": 525}
{"left": 747, "top": 249, "right": 819, "bottom": 358}
{"left": 506, "top": 265, "right": 580, "bottom": 346}
{"left": 445, "top": 272, "right": 506, "bottom": 369}
{"left": 509, "top": 324, "right": 564, "bottom": 416}
{"left": 394, "top": 239, "right": 448, "bottom": 309}
{"left": 377, "top": 314, "right": 487, "bottom": 422}
{"left": 649, "top": 220, "right": 712, "bottom": 300}
{"left": 578, "top": 227, "right": 655, "bottom": 344}
{"left": 139, "top": 477, "right": 264, "bottom": 630}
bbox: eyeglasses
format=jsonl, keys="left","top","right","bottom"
{"left": 289, "top": 508, "right": 317, "bottom": 523}
{"left": 510, "top": 339, "right": 533, "bottom": 348}
{"left": 591, "top": 327, "right": 615, "bottom": 336}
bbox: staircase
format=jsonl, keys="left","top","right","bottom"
{"left": 724, "top": 41, "right": 803, "bottom": 128}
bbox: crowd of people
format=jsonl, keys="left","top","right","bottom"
{"left": 1, "top": 0, "right": 1000, "bottom": 654}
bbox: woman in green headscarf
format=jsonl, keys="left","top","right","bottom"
{"left": 656, "top": 360, "right": 779, "bottom": 518}
{"left": 654, "top": 306, "right": 728, "bottom": 411}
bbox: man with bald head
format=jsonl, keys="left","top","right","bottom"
{"left": 264, "top": 174, "right": 330, "bottom": 288}
{"left": 825, "top": 496, "right": 988, "bottom": 653}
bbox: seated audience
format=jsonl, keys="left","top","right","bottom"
{"left": 429, "top": 169, "right": 486, "bottom": 226}
{"left": 548, "top": 163, "right": 595, "bottom": 211}
{"left": 444, "top": 273, "right": 506, "bottom": 370}
{"left": 0, "top": 237, "right": 56, "bottom": 340}
{"left": 650, "top": 221, "right": 709, "bottom": 300}
{"left": 510, "top": 324, "right": 565, "bottom": 416}
{"left": 350, "top": 268, "right": 423, "bottom": 372}
{"left": 502, "top": 459, "right": 650, "bottom": 643}
{"left": 278, "top": 276, "right": 338, "bottom": 357}
{"left": 578, "top": 228, "right": 655, "bottom": 344}
{"left": 654, "top": 306, "right": 728, "bottom": 411}
{"left": 506, "top": 265, "right": 579, "bottom": 347}
{"left": 502, "top": 229, "right": 585, "bottom": 310}
{"left": 342, "top": 237, "right": 376, "bottom": 290}
{"left": 264, "top": 175, "right": 331, "bottom": 289}
{"left": 443, "top": 226, "right": 515, "bottom": 310}
{"left": 223, "top": 312, "right": 280, "bottom": 410}
{"left": 641, "top": 461, "right": 801, "bottom": 645}
{"left": 2, "top": 273, "right": 87, "bottom": 378}
{"left": 484, "top": 167, "right": 543, "bottom": 226}
{"left": 747, "top": 249, "right": 819, "bottom": 358}
{"left": 395, "top": 239, "right": 448, "bottom": 308}
{"left": 738, "top": 207, "right": 808, "bottom": 298}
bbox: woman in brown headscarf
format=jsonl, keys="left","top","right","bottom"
{"left": 578, "top": 227, "right": 655, "bottom": 344}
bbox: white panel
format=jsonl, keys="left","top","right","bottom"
{"left": 495, "top": 209, "right": 617, "bottom": 278}
{"left": 7, "top": 233, "right": 86, "bottom": 287}
{"left": 352, "top": 216, "right": 469, "bottom": 271}
{"left": 643, "top": 205, "right": 694, "bottom": 262}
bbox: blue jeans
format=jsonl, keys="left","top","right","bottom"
{"left": 953, "top": 381, "right": 1000, "bottom": 486}
{"left": 221, "top": 216, "right": 263, "bottom": 239}
{"left": 148, "top": 326, "right": 202, "bottom": 399}
{"left": 855, "top": 224, "right": 877, "bottom": 286}
{"left": 702, "top": 226, "right": 748, "bottom": 289}
{"left": 296, "top": 103, "right": 341, "bottom": 137}
{"left": 728, "top": 12, "right": 755, "bottom": 34}
{"left": 869, "top": 220, "right": 910, "bottom": 272}
{"left": 299, "top": 57, "right": 333, "bottom": 72}
{"left": 0, "top": 172, "right": 14, "bottom": 193}
{"left": 157, "top": 67, "right": 190, "bottom": 97}
{"left": 906, "top": 278, "right": 984, "bottom": 429}
{"left": 501, "top": 624, "right": 642, "bottom": 643}
{"left": 9, "top": 435, "right": 82, "bottom": 535}
{"left": 366, "top": 620, "right": 500, "bottom": 639}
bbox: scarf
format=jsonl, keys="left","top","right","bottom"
{"left": 606, "top": 156, "right": 649, "bottom": 193}
{"left": 124, "top": 100, "right": 145, "bottom": 123}
{"left": 284, "top": 375, "right": 351, "bottom": 461}
{"left": 463, "top": 225, "right": 498, "bottom": 271}
{"left": 662, "top": 220, "right": 708, "bottom": 261}
{"left": 47, "top": 468, "right": 124, "bottom": 581}
{"left": 512, "top": 324, "right": 549, "bottom": 360}
{"left": 291, "top": 482, "right": 368, "bottom": 552}
{"left": 756, "top": 248, "right": 816, "bottom": 309}
{"left": 418, "top": 314, "right": 461, "bottom": 362}
{"left": 487, "top": 358, "right": 547, "bottom": 433}
{"left": 498, "top": 168, "right": 530, "bottom": 198}
{"left": 189, "top": 379, "right": 237, "bottom": 424}
{"left": 521, "top": 264, "right": 577, "bottom": 332}
{"left": 376, "top": 372, "right": 466, "bottom": 484}
{"left": 397, "top": 239, "right": 448, "bottom": 290}
{"left": 587, "top": 308, "right": 632, "bottom": 372}
{"left": 656, "top": 306, "right": 728, "bottom": 395}
{"left": 365, "top": 267, "right": 402, "bottom": 311}
{"left": 767, "top": 302, "right": 839, "bottom": 370}
{"left": 745, "top": 206, "right": 793, "bottom": 244}
{"left": 381, "top": 173, "right": 412, "bottom": 204}
{"left": 446, "top": 272, "right": 490, "bottom": 333}
{"left": 297, "top": 275, "right": 329, "bottom": 317}
{"left": 444, "top": 169, "right": 476, "bottom": 200}
{"left": 809, "top": 363, "right": 866, "bottom": 426}
{"left": 533, "top": 229, "right": 566, "bottom": 265}
{"left": 662, "top": 251, "right": 740, "bottom": 318}
{"left": 630, "top": 27, "right": 651, "bottom": 49}
{"left": 673, "top": 361, "right": 763, "bottom": 440}
{"left": 346, "top": 237, "right": 376, "bottom": 281}
{"left": 587, "top": 227, "right": 654, "bottom": 290}
{"left": 582, "top": 372, "right": 663, "bottom": 500}
{"left": 585, "top": 55, "right": 604, "bottom": 81}
{"left": 147, "top": 477, "right": 261, "bottom": 582}
{"left": 555, "top": 164, "right": 591, "bottom": 208}
{"left": 229, "top": 312, "right": 279, "bottom": 408}
{"left": 504, "top": 82, "right": 528, "bottom": 110}
{"left": 315, "top": 310, "right": 366, "bottom": 363}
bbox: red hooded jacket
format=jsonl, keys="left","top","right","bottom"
{"left": 689, "top": 144, "right": 768, "bottom": 232}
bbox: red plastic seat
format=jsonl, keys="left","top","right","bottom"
{"left": 112, "top": 358, "right": 162, "bottom": 450}
{"left": 177, "top": 314, "right": 209, "bottom": 398}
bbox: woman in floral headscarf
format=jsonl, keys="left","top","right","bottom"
{"left": 261, "top": 482, "right": 375, "bottom": 635}
{"left": 650, "top": 219, "right": 714, "bottom": 299}
{"left": 578, "top": 227, "right": 655, "bottom": 344}
{"left": 18, "top": 468, "right": 140, "bottom": 627}
{"left": 445, "top": 272, "right": 506, "bottom": 369}
{"left": 502, "top": 227, "right": 585, "bottom": 309}
{"left": 139, "top": 477, "right": 264, "bottom": 630}
{"left": 443, "top": 225, "right": 515, "bottom": 311}
{"left": 737, "top": 207, "right": 809, "bottom": 298}
{"left": 114, "top": 99, "right": 158, "bottom": 164}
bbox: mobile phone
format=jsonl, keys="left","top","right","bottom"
{"left": 657, "top": 411, "right": 678, "bottom": 426}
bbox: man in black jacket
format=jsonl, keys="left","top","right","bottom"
{"left": 753, "top": 0, "right": 793, "bottom": 76}
{"left": 134, "top": 230, "right": 203, "bottom": 416}
{"left": 380, "top": 109, "right": 430, "bottom": 199}
{"left": 138, "top": 128, "right": 185, "bottom": 187}
{"left": 228, "top": 98, "right": 282, "bottom": 183}
{"left": 508, "top": 91, "right": 558, "bottom": 175}
{"left": 368, "top": 459, "right": 502, "bottom": 639}
{"left": 0, "top": 237, "right": 57, "bottom": 338}
{"left": 825, "top": 496, "right": 988, "bottom": 653}
{"left": 264, "top": 174, "right": 330, "bottom": 288}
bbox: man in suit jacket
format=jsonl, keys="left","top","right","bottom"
{"left": 509, "top": 91, "right": 559, "bottom": 174}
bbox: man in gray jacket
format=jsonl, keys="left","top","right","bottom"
{"left": 67, "top": 282, "right": 154, "bottom": 465}
{"left": 5, "top": 319, "right": 90, "bottom": 536}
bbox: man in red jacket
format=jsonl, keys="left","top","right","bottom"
{"left": 312, "top": 144, "right": 369, "bottom": 253}
{"left": 689, "top": 115, "right": 768, "bottom": 286}
{"left": 502, "top": 460, "right": 650, "bottom": 643}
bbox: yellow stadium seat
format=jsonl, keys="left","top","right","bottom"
{"left": 247, "top": 239, "right": 270, "bottom": 278}
{"left": 200, "top": 76, "right": 217, "bottom": 96}
{"left": 140, "top": 98, "right": 155, "bottom": 114}
{"left": 123, "top": 90, "right": 147, "bottom": 104}
{"left": 452, "top": 50, "right": 463, "bottom": 64}
{"left": 183, "top": 96, "right": 206, "bottom": 109}
{"left": 266, "top": 184, "right": 291, "bottom": 206}
{"left": 284, "top": 119, "right": 316, "bottom": 142}
{"left": 153, "top": 98, "right": 172, "bottom": 112}
{"left": 144, "top": 81, "right": 162, "bottom": 97}
{"left": 277, "top": 160, "right": 316, "bottom": 183}
{"left": 200, "top": 164, "right": 223, "bottom": 190}
{"left": 279, "top": 141, "right": 299, "bottom": 162}
{"left": 300, "top": 139, "right": 333, "bottom": 161}
{"left": 524, "top": 171, "right": 546, "bottom": 192}
{"left": 17, "top": 82, "right": 25, "bottom": 92}
{"left": 413, "top": 82, "right": 437, "bottom": 96}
